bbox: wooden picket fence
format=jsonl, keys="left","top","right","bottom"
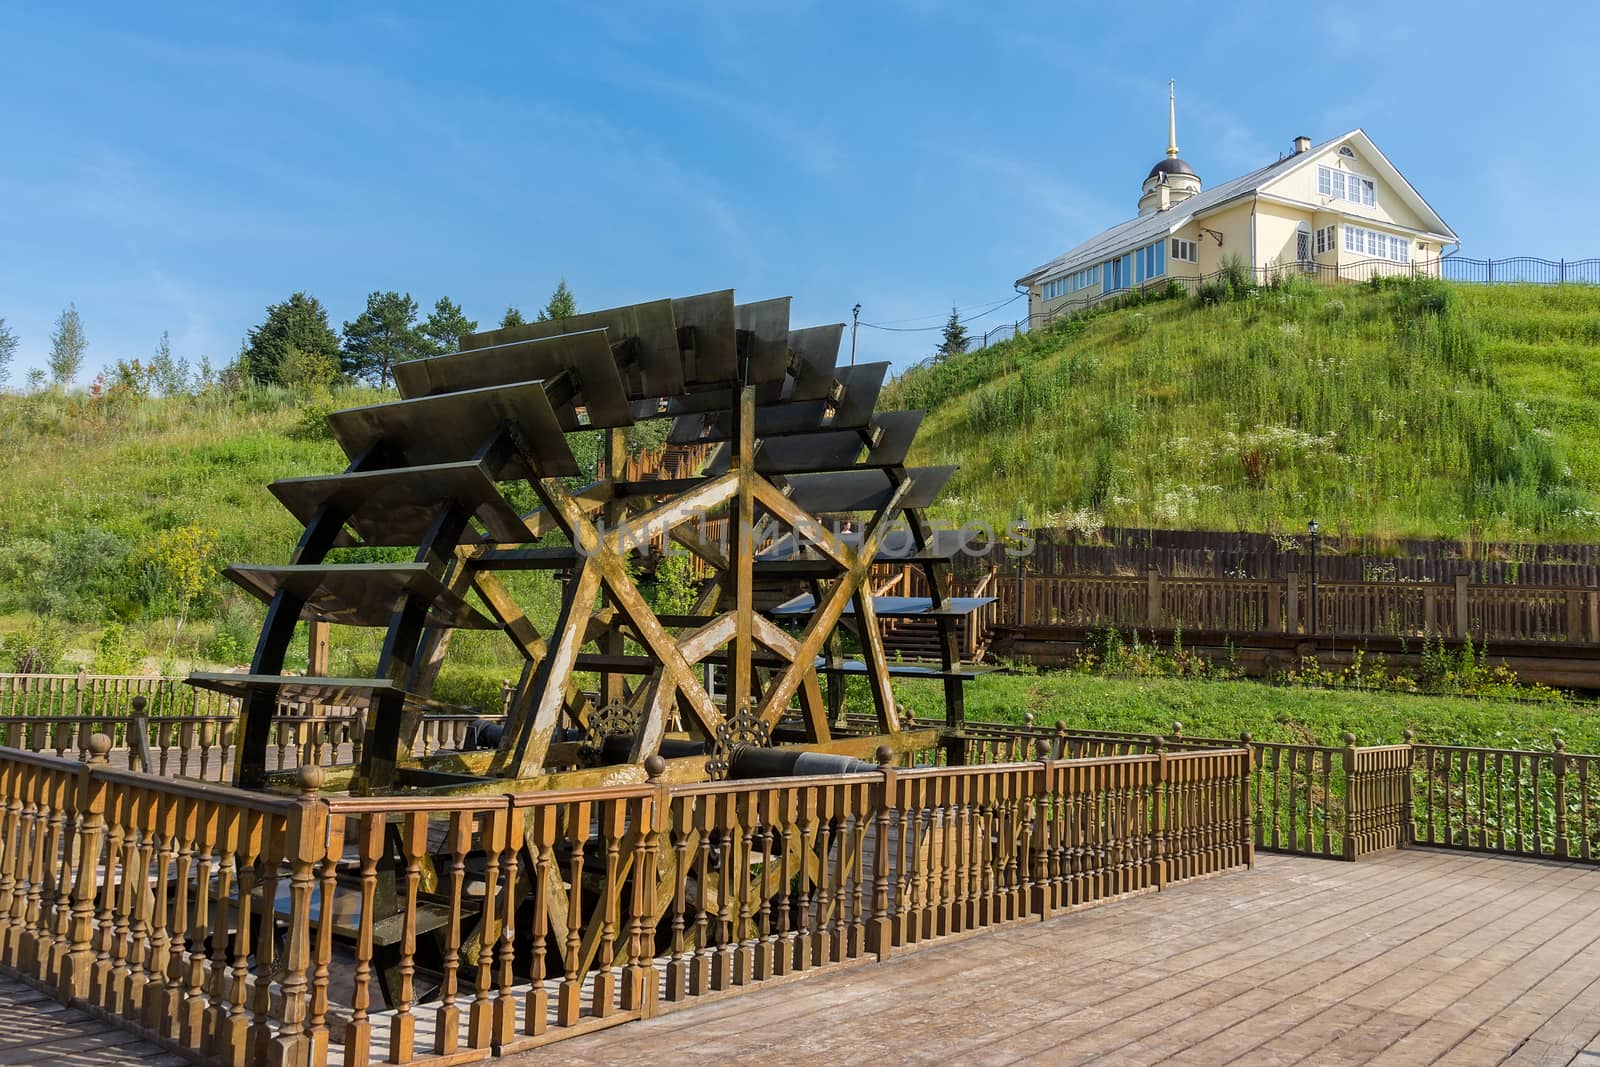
{"left": 983, "top": 570, "right": 1600, "bottom": 644}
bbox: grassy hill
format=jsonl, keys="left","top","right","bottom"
{"left": 0, "top": 384, "right": 595, "bottom": 699}
{"left": 888, "top": 277, "right": 1600, "bottom": 541}
{"left": 3, "top": 276, "right": 1599, "bottom": 693}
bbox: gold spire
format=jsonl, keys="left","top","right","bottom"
{"left": 1167, "top": 80, "right": 1179, "bottom": 159}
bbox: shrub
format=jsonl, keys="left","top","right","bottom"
{"left": 92, "top": 622, "right": 146, "bottom": 675}
{"left": 2, "top": 616, "right": 69, "bottom": 674}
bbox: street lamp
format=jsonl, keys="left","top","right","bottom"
{"left": 1014, "top": 517, "right": 1028, "bottom": 625}
{"left": 851, "top": 303, "right": 861, "bottom": 367}
{"left": 1307, "top": 519, "right": 1320, "bottom": 635}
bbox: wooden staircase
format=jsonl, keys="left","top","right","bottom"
{"left": 870, "top": 567, "right": 997, "bottom": 663}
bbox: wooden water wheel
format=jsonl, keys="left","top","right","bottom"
{"left": 188, "top": 290, "right": 991, "bottom": 795}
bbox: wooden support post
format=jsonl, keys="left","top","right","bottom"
{"left": 59, "top": 735, "right": 109, "bottom": 1001}
{"left": 1146, "top": 567, "right": 1160, "bottom": 628}
{"left": 1285, "top": 572, "right": 1299, "bottom": 635}
{"left": 1341, "top": 732, "right": 1359, "bottom": 861}
{"left": 1553, "top": 738, "right": 1569, "bottom": 860}
{"left": 1454, "top": 573, "right": 1470, "bottom": 640}
{"left": 267, "top": 767, "right": 326, "bottom": 1067}
{"left": 868, "top": 747, "right": 895, "bottom": 960}
{"left": 599, "top": 428, "right": 628, "bottom": 709}
{"left": 307, "top": 620, "right": 331, "bottom": 677}
{"left": 1400, "top": 730, "right": 1416, "bottom": 848}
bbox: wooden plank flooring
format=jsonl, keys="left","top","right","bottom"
{"left": 537, "top": 850, "right": 1600, "bottom": 1067}
{"left": 0, "top": 974, "right": 190, "bottom": 1066}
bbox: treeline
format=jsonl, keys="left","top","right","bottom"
{"left": 0, "top": 279, "right": 578, "bottom": 398}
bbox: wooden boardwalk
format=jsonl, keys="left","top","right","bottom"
{"left": 0, "top": 975, "right": 190, "bottom": 1066}
{"left": 543, "top": 850, "right": 1600, "bottom": 1067}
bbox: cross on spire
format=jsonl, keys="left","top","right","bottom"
{"left": 1167, "top": 79, "right": 1180, "bottom": 159}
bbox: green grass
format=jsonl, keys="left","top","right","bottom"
{"left": 888, "top": 278, "right": 1600, "bottom": 541}
{"left": 884, "top": 671, "right": 1598, "bottom": 753}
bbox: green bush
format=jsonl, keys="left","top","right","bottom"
{"left": 2, "top": 616, "right": 70, "bottom": 674}
{"left": 91, "top": 622, "right": 146, "bottom": 675}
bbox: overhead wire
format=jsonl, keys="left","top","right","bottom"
{"left": 858, "top": 291, "right": 1025, "bottom": 332}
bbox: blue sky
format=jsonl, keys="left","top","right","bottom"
{"left": 1, "top": 1, "right": 1596, "bottom": 381}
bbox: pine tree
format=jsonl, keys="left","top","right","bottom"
{"left": 341, "top": 291, "right": 431, "bottom": 387}
{"left": 48, "top": 303, "right": 88, "bottom": 386}
{"left": 536, "top": 279, "right": 578, "bottom": 322}
{"left": 501, "top": 306, "right": 526, "bottom": 328}
{"left": 0, "top": 317, "right": 17, "bottom": 388}
{"left": 241, "top": 292, "right": 341, "bottom": 386}
{"left": 421, "top": 297, "right": 478, "bottom": 356}
{"left": 936, "top": 305, "right": 969, "bottom": 360}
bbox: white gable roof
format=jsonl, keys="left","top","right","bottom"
{"left": 1016, "top": 129, "right": 1457, "bottom": 287}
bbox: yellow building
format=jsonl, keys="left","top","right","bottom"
{"left": 1017, "top": 86, "right": 1460, "bottom": 321}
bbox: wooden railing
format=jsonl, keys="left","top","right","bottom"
{"left": 0, "top": 704, "right": 497, "bottom": 785}
{"left": 0, "top": 737, "right": 1253, "bottom": 1063}
{"left": 0, "top": 672, "right": 239, "bottom": 717}
{"left": 1410, "top": 739, "right": 1600, "bottom": 861}
{"left": 905, "top": 718, "right": 1590, "bottom": 867}
{"left": 995, "top": 570, "right": 1600, "bottom": 644}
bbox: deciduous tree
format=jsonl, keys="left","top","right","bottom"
{"left": 48, "top": 303, "right": 87, "bottom": 386}
{"left": 149, "top": 330, "right": 191, "bottom": 395}
{"left": 0, "top": 317, "right": 17, "bottom": 387}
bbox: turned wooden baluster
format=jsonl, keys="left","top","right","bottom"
{"left": 343, "top": 813, "right": 383, "bottom": 1067}
{"left": 556, "top": 799, "right": 590, "bottom": 1027}
{"left": 435, "top": 809, "right": 471, "bottom": 1055}
{"left": 525, "top": 804, "right": 557, "bottom": 1036}
{"left": 390, "top": 809, "right": 429, "bottom": 1062}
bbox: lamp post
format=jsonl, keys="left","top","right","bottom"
{"left": 851, "top": 303, "right": 861, "bottom": 367}
{"left": 1307, "top": 519, "right": 1320, "bottom": 635}
{"left": 1013, "top": 517, "right": 1028, "bottom": 625}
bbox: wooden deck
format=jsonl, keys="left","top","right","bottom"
{"left": 543, "top": 850, "right": 1600, "bottom": 1067}
{"left": 0, "top": 975, "right": 190, "bottom": 1066}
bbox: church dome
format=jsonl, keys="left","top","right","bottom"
{"left": 1147, "top": 157, "right": 1198, "bottom": 182}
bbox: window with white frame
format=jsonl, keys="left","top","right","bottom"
{"left": 1319, "top": 165, "right": 1376, "bottom": 207}
{"left": 1315, "top": 224, "right": 1337, "bottom": 255}
{"left": 1170, "top": 237, "right": 1199, "bottom": 263}
{"left": 1342, "top": 225, "right": 1412, "bottom": 262}
{"left": 1318, "top": 165, "right": 1346, "bottom": 201}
